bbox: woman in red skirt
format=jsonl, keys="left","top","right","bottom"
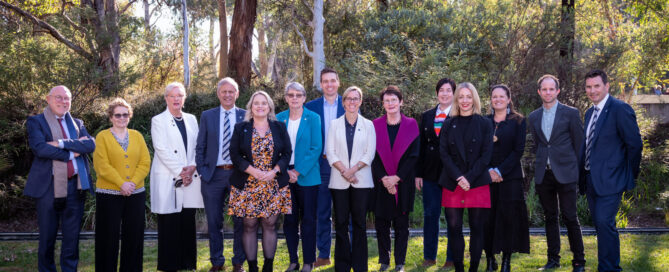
{"left": 438, "top": 82, "right": 493, "bottom": 272}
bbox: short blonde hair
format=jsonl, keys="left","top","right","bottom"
{"left": 244, "top": 91, "right": 277, "bottom": 121}
{"left": 343, "top": 86, "right": 363, "bottom": 101}
{"left": 450, "top": 82, "right": 481, "bottom": 117}
{"left": 164, "top": 82, "right": 186, "bottom": 97}
{"left": 107, "top": 98, "right": 133, "bottom": 119}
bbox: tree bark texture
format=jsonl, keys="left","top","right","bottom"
{"left": 228, "top": 0, "right": 258, "bottom": 90}
{"left": 217, "top": 0, "right": 229, "bottom": 79}
{"left": 558, "top": 0, "right": 575, "bottom": 97}
{"left": 182, "top": 0, "right": 190, "bottom": 88}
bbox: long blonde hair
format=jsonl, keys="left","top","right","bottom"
{"left": 244, "top": 91, "right": 277, "bottom": 121}
{"left": 450, "top": 82, "right": 482, "bottom": 117}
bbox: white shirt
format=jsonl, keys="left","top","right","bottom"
{"left": 436, "top": 104, "right": 452, "bottom": 118}
{"left": 322, "top": 96, "right": 339, "bottom": 154}
{"left": 287, "top": 118, "right": 301, "bottom": 165}
{"left": 217, "top": 106, "right": 238, "bottom": 166}
{"left": 57, "top": 115, "right": 78, "bottom": 173}
{"left": 586, "top": 94, "right": 610, "bottom": 137}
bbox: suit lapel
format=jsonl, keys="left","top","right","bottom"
{"left": 338, "top": 118, "right": 351, "bottom": 166}
{"left": 426, "top": 107, "right": 438, "bottom": 138}
{"left": 336, "top": 95, "right": 345, "bottom": 117}
{"left": 533, "top": 110, "right": 548, "bottom": 144}
{"left": 296, "top": 115, "right": 306, "bottom": 144}
{"left": 548, "top": 104, "right": 563, "bottom": 143}
{"left": 212, "top": 107, "right": 221, "bottom": 156}
{"left": 590, "top": 98, "right": 613, "bottom": 147}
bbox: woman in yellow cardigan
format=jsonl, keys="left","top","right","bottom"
{"left": 93, "top": 98, "right": 151, "bottom": 272}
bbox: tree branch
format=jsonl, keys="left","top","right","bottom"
{"left": 302, "top": 0, "right": 314, "bottom": 14}
{"left": 119, "top": 0, "right": 138, "bottom": 15}
{"left": 0, "top": 0, "right": 94, "bottom": 61}
{"left": 291, "top": 20, "right": 314, "bottom": 58}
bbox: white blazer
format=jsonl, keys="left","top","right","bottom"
{"left": 326, "top": 114, "right": 376, "bottom": 189}
{"left": 150, "top": 109, "right": 204, "bottom": 214}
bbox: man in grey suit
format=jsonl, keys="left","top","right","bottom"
{"left": 528, "top": 75, "right": 586, "bottom": 272}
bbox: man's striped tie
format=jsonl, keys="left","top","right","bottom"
{"left": 584, "top": 107, "right": 600, "bottom": 170}
{"left": 221, "top": 111, "right": 231, "bottom": 161}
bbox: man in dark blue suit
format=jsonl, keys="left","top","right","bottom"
{"left": 196, "top": 77, "right": 246, "bottom": 272}
{"left": 580, "top": 70, "right": 642, "bottom": 272}
{"left": 304, "top": 67, "right": 345, "bottom": 268}
{"left": 26, "top": 86, "right": 95, "bottom": 272}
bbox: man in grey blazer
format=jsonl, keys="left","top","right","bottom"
{"left": 528, "top": 75, "right": 586, "bottom": 272}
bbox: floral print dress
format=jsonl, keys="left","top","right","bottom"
{"left": 228, "top": 128, "right": 291, "bottom": 218}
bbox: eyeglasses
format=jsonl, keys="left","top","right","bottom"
{"left": 51, "top": 95, "right": 71, "bottom": 102}
{"left": 285, "top": 93, "right": 304, "bottom": 99}
{"left": 383, "top": 99, "right": 400, "bottom": 105}
{"left": 344, "top": 97, "right": 360, "bottom": 102}
{"left": 113, "top": 113, "right": 130, "bottom": 119}
{"left": 167, "top": 95, "right": 184, "bottom": 100}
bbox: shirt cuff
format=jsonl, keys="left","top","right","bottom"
{"left": 58, "top": 139, "right": 64, "bottom": 149}
{"left": 69, "top": 151, "right": 75, "bottom": 161}
{"left": 493, "top": 168, "right": 501, "bottom": 176}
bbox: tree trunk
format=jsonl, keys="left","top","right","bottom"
{"left": 96, "top": 0, "right": 121, "bottom": 95}
{"left": 217, "top": 0, "right": 229, "bottom": 79}
{"left": 143, "top": 0, "right": 151, "bottom": 30}
{"left": 558, "top": 0, "right": 575, "bottom": 99}
{"left": 311, "top": 0, "right": 326, "bottom": 91}
{"left": 182, "top": 0, "right": 190, "bottom": 88}
{"left": 267, "top": 28, "right": 282, "bottom": 83}
{"left": 228, "top": 0, "right": 258, "bottom": 90}
{"left": 257, "top": 15, "right": 269, "bottom": 78}
{"left": 209, "top": 16, "right": 216, "bottom": 73}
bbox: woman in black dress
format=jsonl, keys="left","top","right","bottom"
{"left": 484, "top": 84, "right": 530, "bottom": 272}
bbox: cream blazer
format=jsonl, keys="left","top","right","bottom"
{"left": 326, "top": 114, "right": 376, "bottom": 189}
{"left": 150, "top": 109, "right": 204, "bottom": 214}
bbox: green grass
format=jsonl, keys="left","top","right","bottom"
{"left": 1, "top": 234, "right": 668, "bottom": 271}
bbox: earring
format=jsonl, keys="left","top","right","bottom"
{"left": 506, "top": 106, "right": 510, "bottom": 114}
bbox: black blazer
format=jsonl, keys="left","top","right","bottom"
{"left": 229, "top": 120, "right": 292, "bottom": 190}
{"left": 438, "top": 114, "right": 493, "bottom": 191}
{"left": 417, "top": 106, "right": 445, "bottom": 181}
{"left": 528, "top": 103, "right": 583, "bottom": 184}
{"left": 487, "top": 114, "right": 526, "bottom": 180}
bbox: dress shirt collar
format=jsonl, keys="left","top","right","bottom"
{"left": 593, "top": 94, "right": 609, "bottom": 111}
{"left": 436, "top": 104, "right": 452, "bottom": 116}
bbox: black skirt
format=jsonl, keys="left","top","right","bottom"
{"left": 157, "top": 208, "right": 197, "bottom": 271}
{"left": 486, "top": 178, "right": 530, "bottom": 254}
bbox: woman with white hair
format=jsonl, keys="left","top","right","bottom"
{"left": 276, "top": 82, "right": 322, "bottom": 272}
{"left": 228, "top": 91, "right": 292, "bottom": 272}
{"left": 150, "top": 82, "right": 204, "bottom": 272}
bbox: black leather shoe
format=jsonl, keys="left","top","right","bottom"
{"left": 572, "top": 264, "right": 585, "bottom": 272}
{"left": 538, "top": 259, "right": 560, "bottom": 270}
{"left": 285, "top": 263, "right": 300, "bottom": 272}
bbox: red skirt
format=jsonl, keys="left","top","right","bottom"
{"left": 441, "top": 184, "right": 491, "bottom": 208}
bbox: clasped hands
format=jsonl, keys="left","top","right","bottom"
{"left": 288, "top": 169, "right": 300, "bottom": 183}
{"left": 488, "top": 169, "right": 503, "bottom": 183}
{"left": 457, "top": 176, "right": 471, "bottom": 191}
{"left": 179, "top": 165, "right": 197, "bottom": 186}
{"left": 382, "top": 175, "right": 400, "bottom": 195}
{"left": 248, "top": 167, "right": 278, "bottom": 182}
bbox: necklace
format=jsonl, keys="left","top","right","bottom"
{"left": 387, "top": 117, "right": 401, "bottom": 126}
{"left": 173, "top": 115, "right": 183, "bottom": 121}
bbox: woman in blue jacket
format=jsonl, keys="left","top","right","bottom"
{"left": 277, "top": 82, "right": 323, "bottom": 272}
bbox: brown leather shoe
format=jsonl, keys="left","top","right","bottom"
{"left": 233, "top": 263, "right": 246, "bottom": 272}
{"left": 441, "top": 261, "right": 454, "bottom": 268}
{"left": 313, "top": 258, "right": 331, "bottom": 268}
{"left": 422, "top": 260, "right": 437, "bottom": 267}
{"left": 209, "top": 265, "right": 224, "bottom": 272}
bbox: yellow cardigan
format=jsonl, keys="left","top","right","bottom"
{"left": 94, "top": 129, "right": 151, "bottom": 191}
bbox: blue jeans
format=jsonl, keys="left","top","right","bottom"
{"left": 36, "top": 177, "right": 84, "bottom": 272}
{"left": 284, "top": 183, "right": 319, "bottom": 264}
{"left": 316, "top": 157, "right": 333, "bottom": 259}
{"left": 201, "top": 168, "right": 246, "bottom": 266}
{"left": 422, "top": 180, "right": 452, "bottom": 262}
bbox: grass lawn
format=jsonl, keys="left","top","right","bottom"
{"left": 1, "top": 234, "right": 667, "bottom": 271}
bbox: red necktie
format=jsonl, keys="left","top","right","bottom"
{"left": 57, "top": 118, "right": 75, "bottom": 178}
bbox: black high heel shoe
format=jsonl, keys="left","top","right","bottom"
{"left": 285, "top": 263, "right": 300, "bottom": 272}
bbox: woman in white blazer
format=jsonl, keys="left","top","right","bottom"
{"left": 326, "top": 86, "right": 376, "bottom": 272}
{"left": 150, "top": 82, "right": 204, "bottom": 272}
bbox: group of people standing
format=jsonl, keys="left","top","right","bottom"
{"left": 25, "top": 67, "right": 642, "bottom": 272}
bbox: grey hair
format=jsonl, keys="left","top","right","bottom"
{"left": 284, "top": 82, "right": 307, "bottom": 97}
{"left": 164, "top": 82, "right": 186, "bottom": 97}
{"left": 244, "top": 91, "right": 277, "bottom": 121}
{"left": 49, "top": 85, "right": 72, "bottom": 96}
{"left": 217, "top": 77, "right": 239, "bottom": 92}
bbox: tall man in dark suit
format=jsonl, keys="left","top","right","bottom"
{"left": 304, "top": 67, "right": 345, "bottom": 268}
{"left": 528, "top": 75, "right": 586, "bottom": 272}
{"left": 196, "top": 77, "right": 246, "bottom": 272}
{"left": 26, "top": 86, "right": 96, "bottom": 272}
{"left": 580, "top": 70, "right": 642, "bottom": 272}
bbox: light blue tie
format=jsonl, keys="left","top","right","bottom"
{"left": 221, "top": 111, "right": 231, "bottom": 162}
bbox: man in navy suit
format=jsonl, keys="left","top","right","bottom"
{"left": 26, "top": 86, "right": 95, "bottom": 272}
{"left": 304, "top": 67, "right": 345, "bottom": 268}
{"left": 528, "top": 75, "right": 586, "bottom": 272}
{"left": 580, "top": 70, "right": 642, "bottom": 272}
{"left": 196, "top": 77, "right": 246, "bottom": 272}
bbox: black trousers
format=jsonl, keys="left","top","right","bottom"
{"left": 444, "top": 207, "right": 488, "bottom": 264}
{"left": 331, "top": 187, "right": 371, "bottom": 272}
{"left": 375, "top": 213, "right": 410, "bottom": 266}
{"left": 95, "top": 191, "right": 145, "bottom": 272}
{"left": 535, "top": 169, "right": 585, "bottom": 265}
{"left": 157, "top": 208, "right": 197, "bottom": 271}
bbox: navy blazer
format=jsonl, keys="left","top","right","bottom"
{"left": 438, "top": 114, "right": 494, "bottom": 191}
{"left": 417, "top": 106, "right": 446, "bottom": 182}
{"left": 487, "top": 114, "right": 526, "bottom": 180}
{"left": 528, "top": 103, "right": 583, "bottom": 184}
{"left": 579, "top": 97, "right": 642, "bottom": 196}
{"left": 195, "top": 106, "right": 246, "bottom": 183}
{"left": 229, "top": 120, "right": 292, "bottom": 190}
{"left": 25, "top": 113, "right": 95, "bottom": 198}
{"left": 304, "top": 96, "right": 345, "bottom": 149}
